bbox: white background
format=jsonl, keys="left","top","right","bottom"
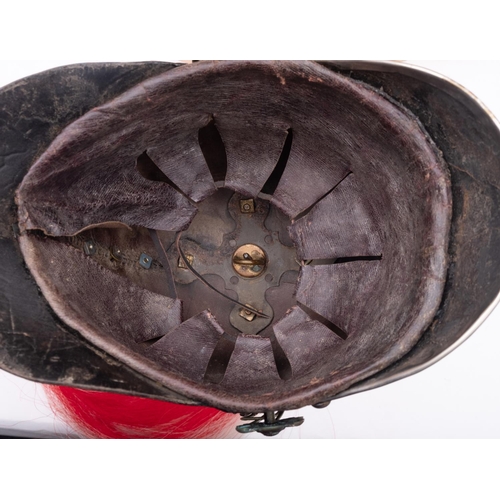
{"left": 0, "top": 61, "right": 499, "bottom": 438}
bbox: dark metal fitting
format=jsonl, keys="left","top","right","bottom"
{"left": 236, "top": 411, "right": 305, "bottom": 436}
{"left": 139, "top": 253, "right": 152, "bottom": 269}
{"left": 83, "top": 240, "right": 96, "bottom": 256}
{"left": 312, "top": 401, "right": 331, "bottom": 409}
{"left": 110, "top": 247, "right": 124, "bottom": 261}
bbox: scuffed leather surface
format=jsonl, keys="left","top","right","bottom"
{"left": 19, "top": 233, "right": 183, "bottom": 362}
{"left": 317, "top": 62, "right": 500, "bottom": 399}
{"left": 291, "top": 174, "right": 382, "bottom": 259}
{"left": 0, "top": 62, "right": 198, "bottom": 404}
{"left": 147, "top": 312, "right": 225, "bottom": 381}
{"left": 273, "top": 307, "right": 344, "bottom": 379}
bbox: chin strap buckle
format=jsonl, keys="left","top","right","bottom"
{"left": 236, "top": 411, "right": 304, "bottom": 437}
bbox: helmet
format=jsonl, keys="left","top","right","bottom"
{"left": 2, "top": 60, "right": 499, "bottom": 436}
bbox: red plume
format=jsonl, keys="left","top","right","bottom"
{"left": 44, "top": 385, "right": 239, "bottom": 439}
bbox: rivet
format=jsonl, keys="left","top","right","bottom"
{"left": 139, "top": 253, "right": 153, "bottom": 269}
{"left": 111, "top": 247, "right": 123, "bottom": 261}
{"left": 83, "top": 240, "right": 96, "bottom": 256}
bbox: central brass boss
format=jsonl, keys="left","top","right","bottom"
{"left": 232, "top": 244, "right": 267, "bottom": 278}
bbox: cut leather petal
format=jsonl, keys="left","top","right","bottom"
{"left": 221, "top": 335, "right": 281, "bottom": 391}
{"left": 221, "top": 118, "right": 290, "bottom": 198}
{"left": 146, "top": 129, "right": 217, "bottom": 203}
{"left": 147, "top": 311, "right": 224, "bottom": 381}
{"left": 290, "top": 174, "right": 382, "bottom": 260}
{"left": 273, "top": 307, "right": 344, "bottom": 378}
{"left": 296, "top": 261, "right": 383, "bottom": 336}
{"left": 271, "top": 128, "right": 351, "bottom": 218}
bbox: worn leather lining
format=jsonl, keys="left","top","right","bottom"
{"left": 16, "top": 61, "right": 452, "bottom": 412}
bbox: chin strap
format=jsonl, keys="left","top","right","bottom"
{"left": 236, "top": 411, "right": 305, "bottom": 437}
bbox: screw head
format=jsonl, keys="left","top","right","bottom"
{"left": 232, "top": 244, "right": 267, "bottom": 278}
{"left": 83, "top": 240, "right": 96, "bottom": 256}
{"left": 111, "top": 247, "right": 123, "bottom": 260}
{"left": 139, "top": 253, "right": 153, "bottom": 269}
{"left": 239, "top": 199, "right": 255, "bottom": 213}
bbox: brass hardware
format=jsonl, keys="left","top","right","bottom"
{"left": 239, "top": 306, "right": 257, "bottom": 322}
{"left": 239, "top": 199, "right": 255, "bottom": 213}
{"left": 178, "top": 252, "right": 194, "bottom": 269}
{"left": 232, "top": 244, "right": 266, "bottom": 278}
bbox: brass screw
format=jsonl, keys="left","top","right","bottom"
{"left": 232, "top": 244, "right": 267, "bottom": 278}
{"left": 240, "top": 199, "right": 255, "bottom": 213}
